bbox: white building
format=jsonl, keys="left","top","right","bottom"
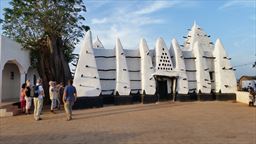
{"left": 242, "top": 80, "right": 256, "bottom": 90}
{"left": 0, "top": 23, "right": 237, "bottom": 107}
{"left": 0, "top": 36, "right": 39, "bottom": 104}
{"left": 73, "top": 23, "right": 237, "bottom": 108}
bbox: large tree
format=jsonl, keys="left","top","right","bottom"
{"left": 1, "top": 0, "right": 89, "bottom": 99}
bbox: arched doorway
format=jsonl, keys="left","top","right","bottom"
{"left": 155, "top": 76, "right": 177, "bottom": 102}
{"left": 2, "top": 62, "right": 21, "bottom": 101}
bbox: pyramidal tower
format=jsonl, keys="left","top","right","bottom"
{"left": 139, "top": 38, "right": 156, "bottom": 97}
{"left": 213, "top": 38, "right": 237, "bottom": 99}
{"left": 73, "top": 31, "right": 102, "bottom": 108}
{"left": 93, "top": 36, "right": 104, "bottom": 48}
{"left": 183, "top": 21, "right": 214, "bottom": 52}
{"left": 169, "top": 38, "right": 189, "bottom": 95}
{"left": 115, "top": 38, "right": 131, "bottom": 97}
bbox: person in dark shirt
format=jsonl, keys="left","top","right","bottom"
{"left": 57, "top": 82, "right": 64, "bottom": 106}
{"left": 63, "top": 79, "right": 77, "bottom": 121}
{"left": 248, "top": 87, "right": 255, "bottom": 107}
{"left": 25, "top": 80, "right": 32, "bottom": 114}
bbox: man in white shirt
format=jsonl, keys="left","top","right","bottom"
{"left": 33, "top": 78, "right": 44, "bottom": 121}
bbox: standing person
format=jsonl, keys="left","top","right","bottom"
{"left": 254, "top": 83, "right": 256, "bottom": 93}
{"left": 248, "top": 87, "right": 255, "bottom": 107}
{"left": 63, "top": 79, "right": 77, "bottom": 121}
{"left": 58, "top": 82, "right": 64, "bottom": 105}
{"left": 25, "top": 80, "right": 32, "bottom": 114}
{"left": 49, "top": 81, "right": 58, "bottom": 113}
{"left": 55, "top": 83, "right": 61, "bottom": 110}
{"left": 20, "top": 83, "right": 26, "bottom": 113}
{"left": 33, "top": 78, "right": 44, "bottom": 121}
{"left": 254, "top": 84, "right": 256, "bottom": 106}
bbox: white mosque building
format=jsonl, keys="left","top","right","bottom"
{"left": 73, "top": 22, "right": 237, "bottom": 108}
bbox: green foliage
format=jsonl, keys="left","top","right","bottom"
{"left": 1, "top": 0, "right": 89, "bottom": 66}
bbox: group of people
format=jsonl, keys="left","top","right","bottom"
{"left": 20, "top": 79, "right": 77, "bottom": 121}
{"left": 248, "top": 86, "right": 256, "bottom": 107}
{"left": 48, "top": 81, "right": 64, "bottom": 113}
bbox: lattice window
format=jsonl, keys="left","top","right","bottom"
{"left": 157, "top": 48, "right": 172, "bottom": 71}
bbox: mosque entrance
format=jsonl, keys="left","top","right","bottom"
{"left": 156, "top": 79, "right": 168, "bottom": 101}
{"left": 155, "top": 76, "right": 177, "bottom": 101}
{"left": 155, "top": 76, "right": 177, "bottom": 102}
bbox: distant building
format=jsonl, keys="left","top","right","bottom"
{"left": 237, "top": 75, "right": 256, "bottom": 91}
{"left": 73, "top": 22, "right": 237, "bottom": 107}
{"left": 0, "top": 36, "right": 39, "bottom": 103}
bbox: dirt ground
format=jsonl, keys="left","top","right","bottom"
{"left": 0, "top": 101, "right": 255, "bottom": 144}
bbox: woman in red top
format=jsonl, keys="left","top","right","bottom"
{"left": 20, "top": 83, "right": 26, "bottom": 113}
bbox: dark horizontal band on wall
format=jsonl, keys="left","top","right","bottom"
{"left": 98, "top": 69, "right": 116, "bottom": 71}
{"left": 98, "top": 69, "right": 140, "bottom": 72}
{"left": 197, "top": 93, "right": 216, "bottom": 101}
{"left": 184, "top": 57, "right": 196, "bottom": 59}
{"left": 100, "top": 78, "right": 116, "bottom": 80}
{"left": 95, "top": 56, "right": 141, "bottom": 59}
{"left": 216, "top": 93, "right": 236, "bottom": 101}
{"left": 203, "top": 56, "right": 216, "bottom": 59}
{"left": 128, "top": 70, "right": 140, "bottom": 72}
{"left": 73, "top": 96, "right": 103, "bottom": 109}
{"left": 130, "top": 80, "right": 141, "bottom": 82}
{"left": 186, "top": 70, "right": 197, "bottom": 72}
{"left": 188, "top": 80, "right": 197, "bottom": 82}
{"left": 101, "top": 89, "right": 141, "bottom": 93}
{"left": 101, "top": 89, "right": 115, "bottom": 92}
{"left": 100, "top": 78, "right": 141, "bottom": 81}
{"left": 126, "top": 56, "right": 141, "bottom": 58}
{"left": 114, "top": 95, "right": 133, "bottom": 105}
{"left": 175, "top": 94, "right": 193, "bottom": 102}
{"left": 95, "top": 56, "right": 116, "bottom": 58}
{"left": 142, "top": 94, "right": 157, "bottom": 104}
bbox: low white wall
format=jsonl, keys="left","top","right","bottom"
{"left": 236, "top": 91, "right": 250, "bottom": 104}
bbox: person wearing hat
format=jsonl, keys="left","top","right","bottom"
{"left": 49, "top": 81, "right": 58, "bottom": 113}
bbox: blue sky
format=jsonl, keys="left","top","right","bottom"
{"left": 0, "top": 0, "right": 255, "bottom": 78}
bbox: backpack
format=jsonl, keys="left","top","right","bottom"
{"left": 25, "top": 87, "right": 31, "bottom": 97}
{"left": 34, "top": 85, "right": 39, "bottom": 97}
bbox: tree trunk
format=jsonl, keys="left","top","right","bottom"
{"left": 36, "top": 36, "right": 71, "bottom": 102}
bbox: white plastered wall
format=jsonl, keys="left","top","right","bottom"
{"left": 0, "top": 36, "right": 30, "bottom": 103}
{"left": 193, "top": 41, "right": 211, "bottom": 93}
{"left": 115, "top": 38, "right": 131, "bottom": 95}
{"left": 73, "top": 31, "right": 101, "bottom": 97}
{"left": 139, "top": 38, "right": 156, "bottom": 95}
{"left": 125, "top": 49, "right": 141, "bottom": 94}
{"left": 170, "top": 38, "right": 189, "bottom": 94}
{"left": 94, "top": 48, "right": 116, "bottom": 95}
{"left": 213, "top": 39, "right": 236, "bottom": 93}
